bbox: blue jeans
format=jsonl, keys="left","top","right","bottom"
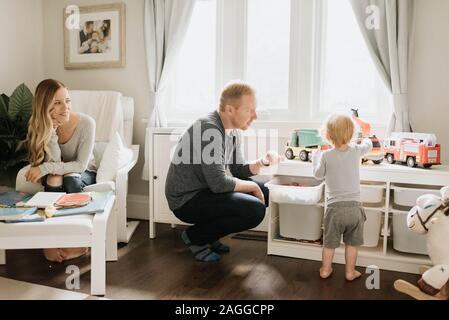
{"left": 42, "top": 171, "right": 97, "bottom": 194}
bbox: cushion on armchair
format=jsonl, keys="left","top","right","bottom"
{"left": 96, "top": 132, "right": 133, "bottom": 183}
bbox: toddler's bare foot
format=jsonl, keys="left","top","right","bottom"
{"left": 59, "top": 247, "right": 89, "bottom": 261}
{"left": 43, "top": 249, "right": 64, "bottom": 263}
{"left": 345, "top": 270, "right": 362, "bottom": 281}
{"left": 320, "top": 267, "right": 333, "bottom": 279}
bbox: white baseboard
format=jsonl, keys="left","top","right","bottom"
{"left": 127, "top": 193, "right": 269, "bottom": 232}
{"left": 127, "top": 194, "right": 149, "bottom": 220}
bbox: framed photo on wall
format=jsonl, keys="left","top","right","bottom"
{"left": 64, "top": 3, "right": 126, "bottom": 69}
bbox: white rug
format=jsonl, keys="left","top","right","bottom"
{"left": 0, "top": 276, "right": 92, "bottom": 300}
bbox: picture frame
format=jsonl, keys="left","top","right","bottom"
{"left": 64, "top": 3, "right": 126, "bottom": 70}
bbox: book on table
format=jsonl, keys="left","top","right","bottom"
{"left": 2, "top": 191, "right": 114, "bottom": 222}
{"left": 25, "top": 192, "right": 66, "bottom": 208}
{"left": 25, "top": 192, "right": 93, "bottom": 209}
{"left": 0, "top": 207, "right": 39, "bottom": 221}
{"left": 4, "top": 213, "right": 45, "bottom": 223}
{"left": 0, "top": 191, "right": 33, "bottom": 207}
{"left": 53, "top": 191, "right": 113, "bottom": 217}
{"left": 55, "top": 193, "right": 92, "bottom": 208}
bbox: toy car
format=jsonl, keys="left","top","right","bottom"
{"left": 285, "top": 129, "right": 330, "bottom": 161}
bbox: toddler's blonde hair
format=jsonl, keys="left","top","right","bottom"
{"left": 323, "top": 114, "right": 355, "bottom": 148}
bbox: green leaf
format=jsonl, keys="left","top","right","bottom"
{"left": 1, "top": 93, "right": 9, "bottom": 107}
{"left": 8, "top": 83, "right": 33, "bottom": 121}
{"left": 15, "top": 140, "right": 26, "bottom": 153}
{"left": 0, "top": 94, "right": 9, "bottom": 120}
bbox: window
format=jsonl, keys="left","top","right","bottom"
{"left": 165, "top": 0, "right": 217, "bottom": 118}
{"left": 166, "top": 0, "right": 392, "bottom": 125}
{"left": 246, "top": 0, "right": 291, "bottom": 110}
{"left": 315, "top": 0, "right": 392, "bottom": 122}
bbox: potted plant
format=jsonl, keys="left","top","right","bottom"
{"left": 0, "top": 83, "right": 33, "bottom": 187}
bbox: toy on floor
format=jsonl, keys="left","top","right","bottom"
{"left": 351, "top": 108, "right": 384, "bottom": 164}
{"left": 394, "top": 186, "right": 449, "bottom": 300}
{"left": 284, "top": 129, "right": 330, "bottom": 162}
{"left": 383, "top": 132, "right": 441, "bottom": 168}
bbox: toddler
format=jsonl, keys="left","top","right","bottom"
{"left": 312, "top": 114, "right": 372, "bottom": 281}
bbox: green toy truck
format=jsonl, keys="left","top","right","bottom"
{"left": 285, "top": 129, "right": 330, "bottom": 161}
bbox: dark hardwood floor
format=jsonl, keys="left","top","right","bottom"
{"left": 0, "top": 222, "right": 417, "bottom": 299}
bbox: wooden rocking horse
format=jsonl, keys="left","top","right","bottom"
{"left": 394, "top": 186, "right": 449, "bottom": 300}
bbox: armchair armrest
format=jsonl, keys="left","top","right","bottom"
{"left": 117, "top": 145, "right": 139, "bottom": 177}
{"left": 115, "top": 145, "right": 139, "bottom": 243}
{"left": 115, "top": 144, "right": 139, "bottom": 203}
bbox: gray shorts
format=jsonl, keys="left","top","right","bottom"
{"left": 323, "top": 201, "right": 366, "bottom": 249}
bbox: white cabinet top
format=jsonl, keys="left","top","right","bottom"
{"left": 269, "top": 160, "right": 449, "bottom": 186}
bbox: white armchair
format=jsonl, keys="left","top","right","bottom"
{"left": 14, "top": 92, "right": 140, "bottom": 243}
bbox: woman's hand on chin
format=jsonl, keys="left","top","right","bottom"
{"left": 25, "top": 166, "right": 42, "bottom": 183}
{"left": 51, "top": 114, "right": 63, "bottom": 129}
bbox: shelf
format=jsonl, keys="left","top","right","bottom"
{"left": 385, "top": 241, "right": 431, "bottom": 266}
{"left": 271, "top": 236, "right": 384, "bottom": 255}
{"left": 360, "top": 181, "right": 387, "bottom": 188}
{"left": 266, "top": 156, "right": 449, "bottom": 274}
{"left": 388, "top": 205, "right": 411, "bottom": 214}
{"left": 390, "top": 183, "right": 443, "bottom": 191}
{"left": 272, "top": 236, "right": 322, "bottom": 248}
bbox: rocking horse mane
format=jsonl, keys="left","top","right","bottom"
{"left": 441, "top": 198, "right": 449, "bottom": 217}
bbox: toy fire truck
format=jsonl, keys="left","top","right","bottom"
{"left": 383, "top": 132, "right": 441, "bottom": 168}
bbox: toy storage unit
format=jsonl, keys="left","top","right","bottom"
{"left": 267, "top": 161, "right": 449, "bottom": 274}
{"left": 390, "top": 184, "right": 440, "bottom": 255}
{"left": 392, "top": 212, "right": 428, "bottom": 255}
{"left": 360, "top": 182, "right": 384, "bottom": 247}
{"left": 265, "top": 176, "right": 324, "bottom": 241}
{"left": 362, "top": 208, "right": 383, "bottom": 247}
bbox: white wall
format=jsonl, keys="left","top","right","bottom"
{"left": 0, "top": 0, "right": 44, "bottom": 95}
{"left": 42, "top": 0, "right": 151, "bottom": 196}
{"left": 409, "top": 0, "right": 449, "bottom": 164}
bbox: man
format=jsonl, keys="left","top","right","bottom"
{"left": 165, "top": 81, "right": 282, "bottom": 262}
{"left": 79, "top": 21, "right": 93, "bottom": 51}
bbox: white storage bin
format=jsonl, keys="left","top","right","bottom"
{"left": 278, "top": 203, "right": 323, "bottom": 241}
{"left": 360, "top": 182, "right": 384, "bottom": 204}
{"left": 393, "top": 184, "right": 441, "bottom": 208}
{"left": 362, "top": 208, "right": 382, "bottom": 247}
{"left": 266, "top": 176, "right": 324, "bottom": 241}
{"left": 265, "top": 176, "right": 324, "bottom": 205}
{"left": 392, "top": 212, "right": 428, "bottom": 255}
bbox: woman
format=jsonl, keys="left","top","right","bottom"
{"left": 26, "top": 79, "right": 97, "bottom": 263}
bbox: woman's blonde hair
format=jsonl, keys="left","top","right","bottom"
{"left": 27, "top": 79, "right": 66, "bottom": 167}
{"left": 219, "top": 81, "right": 255, "bottom": 111}
{"left": 323, "top": 114, "right": 355, "bottom": 148}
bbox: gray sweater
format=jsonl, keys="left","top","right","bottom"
{"left": 165, "top": 111, "right": 253, "bottom": 211}
{"left": 312, "top": 138, "right": 373, "bottom": 204}
{"left": 39, "top": 113, "right": 97, "bottom": 176}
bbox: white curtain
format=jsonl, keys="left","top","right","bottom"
{"left": 142, "top": 0, "right": 195, "bottom": 180}
{"left": 350, "top": 0, "right": 415, "bottom": 134}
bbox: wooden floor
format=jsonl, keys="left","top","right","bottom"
{"left": 0, "top": 222, "right": 418, "bottom": 300}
